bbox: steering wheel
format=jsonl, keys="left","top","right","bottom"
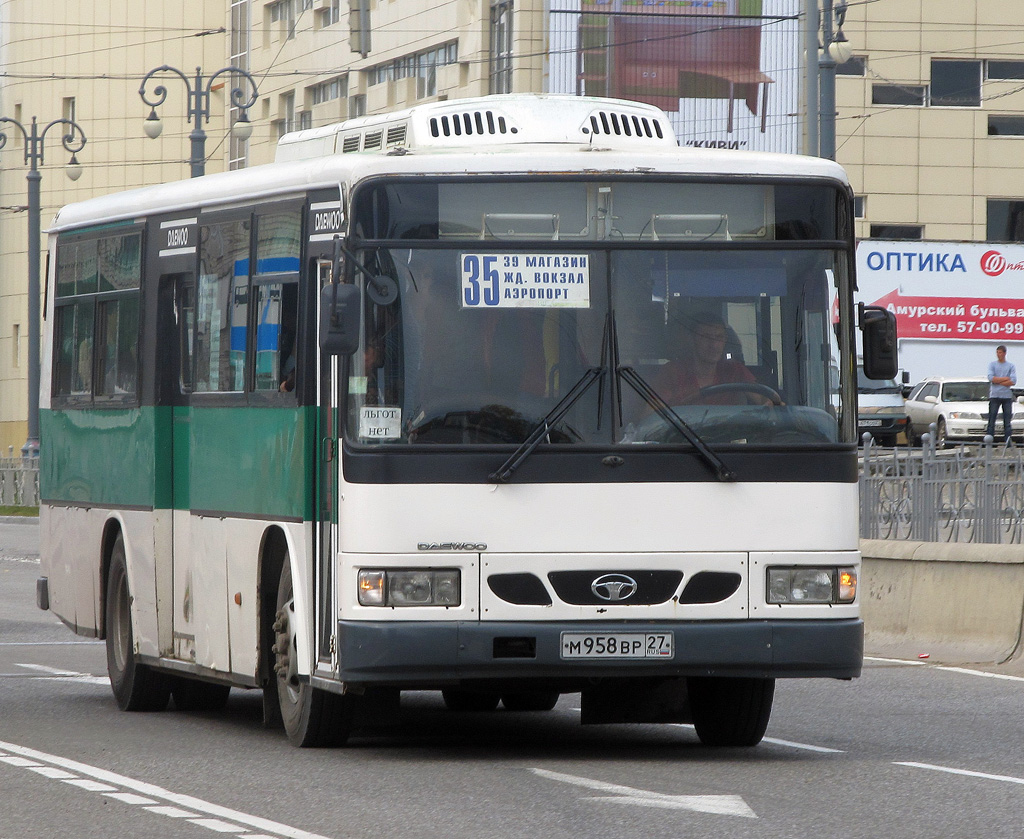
{"left": 698, "top": 382, "right": 783, "bottom": 406}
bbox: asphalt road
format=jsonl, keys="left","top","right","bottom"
{"left": 2, "top": 517, "right": 1023, "bottom": 839}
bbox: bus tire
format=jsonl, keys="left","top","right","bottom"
{"left": 500, "top": 690, "right": 560, "bottom": 712}
{"left": 171, "top": 678, "right": 231, "bottom": 712}
{"left": 442, "top": 689, "right": 501, "bottom": 712}
{"left": 274, "top": 558, "right": 353, "bottom": 747}
{"left": 105, "top": 534, "right": 171, "bottom": 712}
{"left": 687, "top": 676, "right": 774, "bottom": 747}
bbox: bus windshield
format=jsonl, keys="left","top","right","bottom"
{"left": 345, "top": 246, "right": 843, "bottom": 447}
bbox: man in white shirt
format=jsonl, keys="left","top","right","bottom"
{"left": 986, "top": 345, "right": 1017, "bottom": 443}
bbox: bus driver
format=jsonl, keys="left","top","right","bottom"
{"left": 653, "top": 311, "right": 769, "bottom": 406}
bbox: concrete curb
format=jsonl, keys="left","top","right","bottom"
{"left": 860, "top": 538, "right": 1024, "bottom": 665}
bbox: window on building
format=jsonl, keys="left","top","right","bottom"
{"left": 988, "top": 116, "right": 1024, "bottom": 136}
{"left": 62, "top": 97, "right": 76, "bottom": 124}
{"left": 311, "top": 76, "right": 347, "bottom": 105}
{"left": 299, "top": 111, "right": 312, "bottom": 130}
{"left": 872, "top": 84, "right": 925, "bottom": 106}
{"left": 366, "top": 43, "right": 458, "bottom": 98}
{"left": 270, "top": 0, "right": 296, "bottom": 38}
{"left": 869, "top": 224, "right": 923, "bottom": 240}
{"left": 12, "top": 323, "right": 20, "bottom": 368}
{"left": 230, "top": 0, "right": 252, "bottom": 170}
{"left": 987, "top": 61, "right": 1024, "bottom": 81}
{"left": 490, "top": 0, "right": 513, "bottom": 94}
{"left": 930, "top": 59, "right": 981, "bottom": 107}
{"left": 987, "top": 200, "right": 1024, "bottom": 242}
{"left": 276, "top": 91, "right": 296, "bottom": 139}
{"left": 349, "top": 95, "right": 366, "bottom": 117}
{"left": 836, "top": 55, "right": 865, "bottom": 77}
{"left": 317, "top": 0, "right": 340, "bottom": 27}
{"left": 854, "top": 196, "right": 865, "bottom": 219}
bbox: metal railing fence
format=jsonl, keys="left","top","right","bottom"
{"left": 860, "top": 432, "right": 1024, "bottom": 544}
{"left": 0, "top": 457, "right": 40, "bottom": 508}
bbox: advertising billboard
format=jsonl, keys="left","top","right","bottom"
{"left": 548, "top": 0, "right": 804, "bottom": 154}
{"left": 856, "top": 240, "right": 1024, "bottom": 381}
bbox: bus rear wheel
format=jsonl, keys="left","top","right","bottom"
{"left": 273, "top": 559, "right": 353, "bottom": 747}
{"left": 105, "top": 534, "right": 171, "bottom": 712}
{"left": 687, "top": 676, "right": 774, "bottom": 747}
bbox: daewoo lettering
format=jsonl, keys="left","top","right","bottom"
{"left": 417, "top": 542, "right": 487, "bottom": 551}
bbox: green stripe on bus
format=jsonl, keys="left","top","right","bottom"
{"left": 41, "top": 405, "right": 317, "bottom": 520}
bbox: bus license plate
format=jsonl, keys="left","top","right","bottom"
{"left": 560, "top": 632, "right": 674, "bottom": 659}
{"left": 861, "top": 419, "right": 883, "bottom": 427}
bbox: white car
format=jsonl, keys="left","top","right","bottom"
{"left": 904, "top": 377, "right": 1024, "bottom": 447}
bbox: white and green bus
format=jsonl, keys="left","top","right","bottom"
{"left": 37, "top": 94, "right": 895, "bottom": 748}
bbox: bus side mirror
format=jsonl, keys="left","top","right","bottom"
{"left": 859, "top": 303, "right": 898, "bottom": 380}
{"left": 320, "top": 284, "right": 360, "bottom": 356}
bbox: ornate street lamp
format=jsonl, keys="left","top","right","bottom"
{"left": 818, "top": 0, "right": 851, "bottom": 160}
{"left": 140, "top": 65, "right": 259, "bottom": 178}
{"left": 0, "top": 116, "right": 87, "bottom": 457}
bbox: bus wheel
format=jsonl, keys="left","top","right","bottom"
{"left": 171, "top": 679, "right": 231, "bottom": 712}
{"left": 501, "top": 690, "right": 560, "bottom": 712}
{"left": 687, "top": 676, "right": 774, "bottom": 747}
{"left": 273, "top": 559, "right": 353, "bottom": 747}
{"left": 441, "top": 689, "right": 501, "bottom": 712}
{"left": 105, "top": 534, "right": 171, "bottom": 712}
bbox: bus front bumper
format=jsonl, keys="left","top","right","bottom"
{"left": 334, "top": 618, "right": 863, "bottom": 685}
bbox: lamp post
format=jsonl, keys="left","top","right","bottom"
{"left": 818, "top": 0, "right": 852, "bottom": 160}
{"left": 139, "top": 65, "right": 259, "bottom": 178}
{"left": 0, "top": 116, "right": 86, "bottom": 458}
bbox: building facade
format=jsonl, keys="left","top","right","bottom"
{"left": 836, "top": 1, "right": 1024, "bottom": 242}
{"left": 0, "top": 1, "right": 228, "bottom": 452}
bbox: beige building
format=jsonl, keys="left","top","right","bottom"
{"left": 836, "top": 1, "right": 1024, "bottom": 242}
{"left": 0, "top": 1, "right": 232, "bottom": 453}
{"left": 2, "top": 0, "right": 1022, "bottom": 452}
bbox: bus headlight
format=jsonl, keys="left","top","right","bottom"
{"left": 357, "top": 569, "right": 461, "bottom": 607}
{"left": 766, "top": 567, "right": 857, "bottom": 604}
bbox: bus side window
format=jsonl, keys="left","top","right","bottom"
{"left": 254, "top": 281, "right": 298, "bottom": 392}
{"left": 53, "top": 302, "right": 92, "bottom": 397}
{"left": 96, "top": 296, "right": 140, "bottom": 397}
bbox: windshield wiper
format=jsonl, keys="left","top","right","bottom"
{"left": 617, "top": 366, "right": 736, "bottom": 482}
{"left": 488, "top": 367, "right": 605, "bottom": 484}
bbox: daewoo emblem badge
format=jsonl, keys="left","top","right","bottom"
{"left": 591, "top": 574, "right": 638, "bottom": 602}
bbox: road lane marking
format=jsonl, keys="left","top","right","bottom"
{"left": 0, "top": 739, "right": 335, "bottom": 839}
{"left": 0, "top": 641, "right": 103, "bottom": 646}
{"left": 530, "top": 767, "right": 757, "bottom": 818}
{"left": 760, "top": 736, "right": 844, "bottom": 753}
{"left": 571, "top": 710, "right": 844, "bottom": 755}
{"left": 668, "top": 724, "right": 844, "bottom": 754}
{"left": 866, "top": 656, "right": 1024, "bottom": 683}
{"left": 932, "top": 666, "right": 1024, "bottom": 683}
{"left": 64, "top": 778, "right": 118, "bottom": 792}
{"left": 12, "top": 663, "right": 109, "bottom": 685}
{"left": 896, "top": 761, "right": 1024, "bottom": 787}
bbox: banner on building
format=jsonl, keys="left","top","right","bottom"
{"left": 547, "top": 0, "right": 804, "bottom": 154}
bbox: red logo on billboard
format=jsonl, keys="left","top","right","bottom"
{"left": 982, "top": 250, "right": 1007, "bottom": 277}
